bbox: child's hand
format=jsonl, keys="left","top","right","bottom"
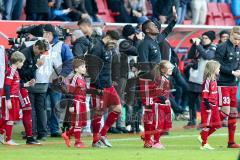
{"left": 6, "top": 100, "right": 12, "bottom": 109}
{"left": 165, "top": 100, "right": 171, "bottom": 106}
{"left": 69, "top": 107, "right": 74, "bottom": 113}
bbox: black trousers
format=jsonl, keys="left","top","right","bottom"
{"left": 187, "top": 91, "right": 201, "bottom": 124}
{"left": 30, "top": 92, "right": 48, "bottom": 137}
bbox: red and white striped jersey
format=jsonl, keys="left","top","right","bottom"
{"left": 139, "top": 78, "right": 156, "bottom": 107}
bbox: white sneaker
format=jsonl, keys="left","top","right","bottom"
{"left": 139, "top": 125, "right": 144, "bottom": 132}
{"left": 197, "top": 135, "right": 202, "bottom": 143}
{"left": 200, "top": 143, "right": 215, "bottom": 150}
{"left": 0, "top": 134, "right": 5, "bottom": 144}
{"left": 5, "top": 140, "right": 19, "bottom": 146}
{"left": 126, "top": 125, "right": 131, "bottom": 132}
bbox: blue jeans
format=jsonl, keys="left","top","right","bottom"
{"left": 177, "top": 4, "right": 187, "bottom": 24}
{"left": 47, "top": 87, "right": 62, "bottom": 134}
{"left": 3, "top": 0, "right": 23, "bottom": 20}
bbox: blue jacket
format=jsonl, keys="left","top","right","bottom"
{"left": 52, "top": 37, "right": 74, "bottom": 77}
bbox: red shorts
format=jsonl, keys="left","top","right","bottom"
{"left": 218, "top": 86, "right": 238, "bottom": 108}
{"left": 1, "top": 97, "right": 21, "bottom": 121}
{"left": 152, "top": 103, "right": 172, "bottom": 131}
{"left": 200, "top": 103, "right": 221, "bottom": 129}
{"left": 91, "top": 86, "right": 121, "bottom": 110}
{"left": 71, "top": 100, "right": 87, "bottom": 127}
{"left": 19, "top": 88, "right": 31, "bottom": 110}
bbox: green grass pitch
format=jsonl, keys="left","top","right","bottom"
{"left": 0, "top": 121, "right": 239, "bottom": 160}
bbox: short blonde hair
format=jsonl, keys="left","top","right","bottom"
{"left": 232, "top": 26, "right": 240, "bottom": 35}
{"left": 203, "top": 60, "right": 220, "bottom": 81}
{"left": 10, "top": 51, "right": 26, "bottom": 64}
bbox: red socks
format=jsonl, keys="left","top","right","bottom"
{"left": 143, "top": 111, "right": 153, "bottom": 143}
{"left": 201, "top": 129, "right": 209, "bottom": 146}
{"left": 74, "top": 127, "right": 81, "bottom": 143}
{"left": 201, "top": 128, "right": 217, "bottom": 146}
{"left": 208, "top": 128, "right": 216, "bottom": 136}
{"left": 92, "top": 115, "right": 102, "bottom": 143}
{"left": 0, "top": 119, "right": 5, "bottom": 134}
{"left": 100, "top": 111, "right": 119, "bottom": 137}
{"left": 228, "top": 117, "right": 237, "bottom": 144}
{"left": 5, "top": 121, "right": 13, "bottom": 141}
{"left": 22, "top": 110, "right": 32, "bottom": 137}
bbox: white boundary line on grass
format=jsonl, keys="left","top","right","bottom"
{"left": 109, "top": 133, "right": 240, "bottom": 142}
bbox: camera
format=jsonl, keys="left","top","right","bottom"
{"left": 7, "top": 24, "right": 71, "bottom": 55}
{"left": 190, "top": 37, "right": 202, "bottom": 44}
{"left": 55, "top": 26, "right": 71, "bottom": 41}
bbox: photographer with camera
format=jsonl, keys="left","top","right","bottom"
{"left": 43, "top": 24, "right": 74, "bottom": 138}
{"left": 113, "top": 24, "right": 143, "bottom": 134}
{"left": 184, "top": 31, "right": 217, "bottom": 129}
{"left": 19, "top": 39, "right": 50, "bottom": 143}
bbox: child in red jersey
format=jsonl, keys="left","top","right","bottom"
{"left": 62, "top": 59, "right": 87, "bottom": 148}
{"left": 139, "top": 60, "right": 173, "bottom": 149}
{"left": 0, "top": 51, "right": 35, "bottom": 145}
{"left": 152, "top": 60, "right": 173, "bottom": 149}
{"left": 198, "top": 60, "right": 221, "bottom": 150}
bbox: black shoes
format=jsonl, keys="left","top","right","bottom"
{"left": 37, "top": 135, "right": 47, "bottom": 141}
{"left": 117, "top": 127, "right": 129, "bottom": 133}
{"left": 26, "top": 136, "right": 41, "bottom": 145}
{"left": 108, "top": 127, "right": 121, "bottom": 134}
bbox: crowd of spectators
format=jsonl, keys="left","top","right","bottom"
{"left": 0, "top": 0, "right": 238, "bottom": 25}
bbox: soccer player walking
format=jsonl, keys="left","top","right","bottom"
{"left": 215, "top": 26, "right": 240, "bottom": 148}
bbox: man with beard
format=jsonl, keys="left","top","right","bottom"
{"left": 86, "top": 30, "right": 121, "bottom": 148}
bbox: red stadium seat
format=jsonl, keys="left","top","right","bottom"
{"left": 217, "top": 3, "right": 236, "bottom": 26}
{"left": 206, "top": 13, "right": 215, "bottom": 25}
{"left": 96, "top": 0, "right": 117, "bottom": 22}
{"left": 183, "top": 20, "right": 192, "bottom": 25}
{"left": 207, "top": 3, "right": 225, "bottom": 25}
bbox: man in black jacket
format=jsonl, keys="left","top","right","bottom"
{"left": 215, "top": 26, "right": 240, "bottom": 148}
{"left": 138, "top": 17, "right": 176, "bottom": 74}
{"left": 86, "top": 30, "right": 121, "bottom": 148}
{"left": 71, "top": 29, "right": 91, "bottom": 58}
{"left": 19, "top": 39, "right": 50, "bottom": 143}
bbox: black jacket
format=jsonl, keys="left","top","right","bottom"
{"left": 119, "top": 39, "right": 138, "bottom": 79}
{"left": 88, "top": 39, "right": 112, "bottom": 89}
{"left": 138, "top": 19, "right": 176, "bottom": 73}
{"left": 187, "top": 43, "right": 216, "bottom": 92}
{"left": 85, "top": 0, "right": 98, "bottom": 16}
{"left": 26, "top": 0, "right": 49, "bottom": 13}
{"left": 19, "top": 46, "right": 39, "bottom": 83}
{"left": 215, "top": 40, "right": 240, "bottom": 86}
{"left": 72, "top": 37, "right": 91, "bottom": 58}
{"left": 188, "top": 43, "right": 216, "bottom": 61}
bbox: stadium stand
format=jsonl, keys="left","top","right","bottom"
{"left": 217, "top": 2, "right": 236, "bottom": 26}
